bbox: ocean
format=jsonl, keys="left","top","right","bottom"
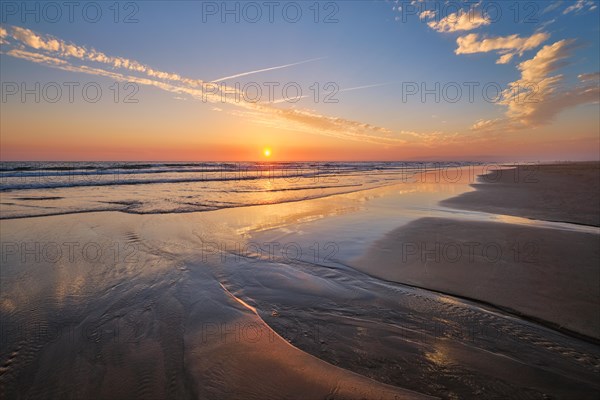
{"left": 0, "top": 161, "right": 477, "bottom": 218}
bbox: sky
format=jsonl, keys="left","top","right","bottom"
{"left": 0, "top": 0, "right": 599, "bottom": 161}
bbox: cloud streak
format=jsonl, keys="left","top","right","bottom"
{"left": 472, "top": 40, "right": 599, "bottom": 131}
{"left": 2, "top": 25, "right": 437, "bottom": 146}
{"left": 210, "top": 57, "right": 324, "bottom": 83}
{"left": 427, "top": 10, "right": 489, "bottom": 33}
{"left": 394, "top": 0, "right": 598, "bottom": 137}
{"left": 455, "top": 32, "right": 550, "bottom": 64}
{"left": 563, "top": 0, "right": 597, "bottom": 14}
{"left": 340, "top": 82, "right": 399, "bottom": 92}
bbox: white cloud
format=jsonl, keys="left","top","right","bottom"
{"left": 427, "top": 10, "right": 489, "bottom": 32}
{"left": 578, "top": 72, "right": 600, "bottom": 82}
{"left": 1, "top": 25, "right": 419, "bottom": 146}
{"left": 455, "top": 32, "right": 550, "bottom": 64}
{"left": 6, "top": 48, "right": 68, "bottom": 66}
{"left": 419, "top": 10, "right": 436, "bottom": 20}
{"left": 543, "top": 1, "right": 563, "bottom": 14}
{"left": 563, "top": 0, "right": 596, "bottom": 14}
{"left": 5, "top": 26, "right": 183, "bottom": 82}
{"left": 472, "top": 40, "right": 599, "bottom": 131}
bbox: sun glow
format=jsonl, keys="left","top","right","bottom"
{"left": 263, "top": 148, "right": 271, "bottom": 157}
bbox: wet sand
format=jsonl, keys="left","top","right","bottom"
{"left": 1, "top": 165, "right": 600, "bottom": 399}
{"left": 354, "top": 163, "right": 600, "bottom": 340}
{"left": 354, "top": 217, "right": 600, "bottom": 339}
{"left": 441, "top": 163, "right": 600, "bottom": 226}
{"left": 0, "top": 209, "right": 432, "bottom": 400}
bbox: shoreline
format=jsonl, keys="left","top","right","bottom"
{"left": 2, "top": 162, "right": 599, "bottom": 398}
{"left": 365, "top": 260, "right": 600, "bottom": 346}
{"left": 352, "top": 162, "right": 600, "bottom": 340}
{"left": 441, "top": 162, "right": 600, "bottom": 227}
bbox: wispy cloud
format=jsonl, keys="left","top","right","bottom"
{"left": 455, "top": 32, "right": 550, "bottom": 64}
{"left": 269, "top": 81, "right": 398, "bottom": 104}
{"left": 578, "top": 72, "right": 600, "bottom": 82}
{"left": 543, "top": 1, "right": 563, "bottom": 14}
{"left": 427, "top": 10, "right": 489, "bottom": 33}
{"left": 3, "top": 26, "right": 189, "bottom": 83}
{"left": 419, "top": 10, "right": 436, "bottom": 20}
{"left": 563, "top": 0, "right": 597, "bottom": 14}
{"left": 340, "top": 82, "right": 399, "bottom": 92}
{"left": 388, "top": 0, "right": 598, "bottom": 136}
{"left": 472, "top": 40, "right": 599, "bottom": 131}
{"left": 2, "top": 25, "right": 435, "bottom": 146}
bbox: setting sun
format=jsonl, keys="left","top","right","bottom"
{"left": 263, "top": 148, "right": 271, "bottom": 157}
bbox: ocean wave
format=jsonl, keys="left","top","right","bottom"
{"left": 0, "top": 161, "right": 483, "bottom": 219}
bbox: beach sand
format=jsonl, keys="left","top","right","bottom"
{"left": 1, "top": 164, "right": 599, "bottom": 399}
{"left": 0, "top": 209, "right": 432, "bottom": 400}
{"left": 354, "top": 217, "right": 600, "bottom": 339}
{"left": 440, "top": 162, "right": 600, "bottom": 226}
{"left": 354, "top": 163, "right": 600, "bottom": 340}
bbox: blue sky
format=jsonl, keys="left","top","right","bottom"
{"left": 1, "top": 1, "right": 599, "bottom": 160}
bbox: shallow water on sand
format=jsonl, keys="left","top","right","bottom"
{"left": 1, "top": 161, "right": 471, "bottom": 219}
{"left": 1, "top": 168, "right": 599, "bottom": 399}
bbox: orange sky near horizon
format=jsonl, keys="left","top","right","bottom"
{"left": 1, "top": 3, "right": 599, "bottom": 162}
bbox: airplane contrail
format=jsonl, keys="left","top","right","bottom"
{"left": 271, "top": 81, "right": 399, "bottom": 103}
{"left": 210, "top": 57, "right": 325, "bottom": 83}
{"left": 340, "top": 82, "right": 400, "bottom": 92}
